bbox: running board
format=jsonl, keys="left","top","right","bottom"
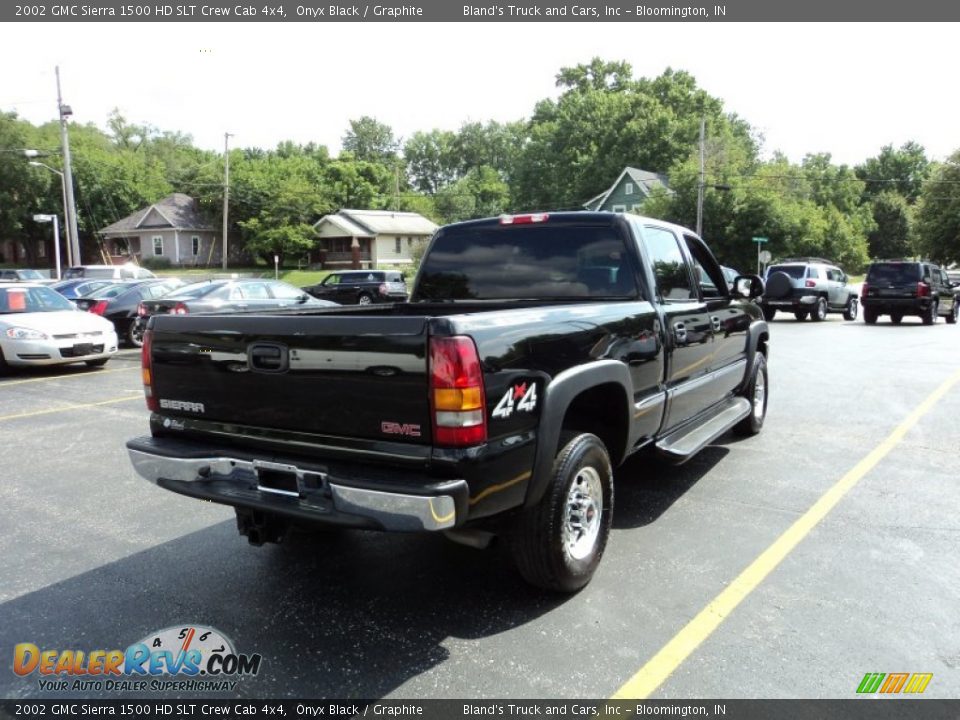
{"left": 655, "top": 397, "right": 752, "bottom": 462}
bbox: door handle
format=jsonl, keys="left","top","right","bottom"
{"left": 711, "top": 316, "right": 722, "bottom": 332}
{"left": 673, "top": 322, "right": 687, "bottom": 343}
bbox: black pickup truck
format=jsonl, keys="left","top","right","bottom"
{"left": 127, "top": 212, "right": 769, "bottom": 592}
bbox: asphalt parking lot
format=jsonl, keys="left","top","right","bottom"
{"left": 1, "top": 315, "right": 958, "bottom": 700}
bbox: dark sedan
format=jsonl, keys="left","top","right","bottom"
{"left": 303, "top": 270, "right": 408, "bottom": 305}
{"left": 132, "top": 278, "right": 337, "bottom": 346}
{"left": 75, "top": 278, "right": 186, "bottom": 346}
{"left": 50, "top": 278, "right": 116, "bottom": 300}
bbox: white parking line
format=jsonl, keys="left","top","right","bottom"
{"left": 0, "top": 366, "right": 139, "bottom": 388}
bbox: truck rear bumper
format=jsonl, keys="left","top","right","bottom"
{"left": 126, "top": 435, "right": 467, "bottom": 532}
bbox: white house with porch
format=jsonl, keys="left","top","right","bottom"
{"left": 311, "top": 209, "right": 437, "bottom": 269}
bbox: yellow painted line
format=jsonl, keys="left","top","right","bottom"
{"left": 612, "top": 366, "right": 960, "bottom": 700}
{"left": 0, "top": 395, "right": 143, "bottom": 423}
{"left": 0, "top": 366, "right": 138, "bottom": 388}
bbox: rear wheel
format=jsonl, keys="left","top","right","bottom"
{"left": 510, "top": 433, "right": 613, "bottom": 593}
{"left": 922, "top": 302, "right": 937, "bottom": 326}
{"left": 890, "top": 314, "right": 903, "bottom": 325}
{"left": 762, "top": 307, "right": 776, "bottom": 322}
{"left": 794, "top": 311, "right": 808, "bottom": 321}
{"left": 863, "top": 308, "right": 878, "bottom": 325}
{"left": 734, "top": 353, "right": 768, "bottom": 436}
{"left": 843, "top": 297, "right": 858, "bottom": 321}
{"left": 127, "top": 320, "right": 145, "bottom": 348}
{"left": 812, "top": 297, "right": 828, "bottom": 322}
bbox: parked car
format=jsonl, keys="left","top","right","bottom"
{"left": 0, "top": 269, "right": 50, "bottom": 283}
{"left": 50, "top": 278, "right": 115, "bottom": 300}
{"left": 303, "top": 270, "right": 408, "bottom": 305}
{"left": 131, "top": 278, "right": 337, "bottom": 346}
{"left": 63, "top": 264, "right": 156, "bottom": 280}
{"left": 74, "top": 278, "right": 187, "bottom": 346}
{"left": 861, "top": 260, "right": 958, "bottom": 325}
{"left": 761, "top": 258, "right": 859, "bottom": 322}
{"left": 0, "top": 283, "right": 118, "bottom": 372}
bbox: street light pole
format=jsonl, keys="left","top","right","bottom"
{"left": 33, "top": 214, "right": 62, "bottom": 279}
{"left": 28, "top": 160, "right": 72, "bottom": 267}
{"left": 56, "top": 66, "right": 81, "bottom": 266}
{"left": 222, "top": 132, "right": 233, "bottom": 270}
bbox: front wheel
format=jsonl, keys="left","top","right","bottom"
{"left": 812, "top": 297, "right": 828, "bottom": 322}
{"left": 127, "top": 320, "right": 145, "bottom": 348}
{"left": 510, "top": 433, "right": 613, "bottom": 593}
{"left": 843, "top": 297, "right": 859, "bottom": 321}
{"left": 357, "top": 293, "right": 373, "bottom": 306}
{"left": 947, "top": 302, "right": 958, "bottom": 325}
{"left": 734, "top": 352, "right": 768, "bottom": 436}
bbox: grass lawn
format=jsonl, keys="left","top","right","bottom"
{"left": 154, "top": 267, "right": 330, "bottom": 287}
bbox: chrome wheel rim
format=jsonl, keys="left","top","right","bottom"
{"left": 563, "top": 467, "right": 603, "bottom": 561}
{"left": 752, "top": 365, "right": 766, "bottom": 420}
{"left": 358, "top": 295, "right": 372, "bottom": 305}
{"left": 849, "top": 299, "right": 857, "bottom": 319}
{"left": 818, "top": 300, "right": 826, "bottom": 319}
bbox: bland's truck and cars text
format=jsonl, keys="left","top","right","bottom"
{"left": 127, "top": 212, "right": 769, "bottom": 592}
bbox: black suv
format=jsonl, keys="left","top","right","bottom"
{"left": 760, "top": 258, "right": 859, "bottom": 322}
{"left": 861, "top": 261, "right": 958, "bottom": 325}
{"left": 303, "top": 270, "right": 408, "bottom": 305}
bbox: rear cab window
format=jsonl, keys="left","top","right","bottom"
{"left": 415, "top": 220, "right": 640, "bottom": 301}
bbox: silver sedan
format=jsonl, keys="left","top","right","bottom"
{"left": 0, "top": 284, "right": 119, "bottom": 371}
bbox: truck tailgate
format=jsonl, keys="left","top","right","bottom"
{"left": 148, "top": 313, "right": 431, "bottom": 444}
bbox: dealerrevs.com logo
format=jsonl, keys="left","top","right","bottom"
{"left": 13, "top": 625, "right": 262, "bottom": 693}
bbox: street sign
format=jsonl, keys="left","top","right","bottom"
{"left": 752, "top": 236, "right": 769, "bottom": 243}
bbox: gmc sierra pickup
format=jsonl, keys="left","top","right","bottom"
{"left": 127, "top": 212, "right": 769, "bottom": 592}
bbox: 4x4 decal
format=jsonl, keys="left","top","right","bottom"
{"left": 492, "top": 382, "right": 538, "bottom": 420}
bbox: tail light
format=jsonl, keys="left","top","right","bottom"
{"left": 378, "top": 282, "right": 388, "bottom": 296}
{"left": 429, "top": 336, "right": 487, "bottom": 447}
{"left": 499, "top": 213, "right": 549, "bottom": 225}
{"left": 170, "top": 302, "right": 189, "bottom": 315}
{"left": 90, "top": 300, "right": 109, "bottom": 315}
{"left": 917, "top": 282, "right": 930, "bottom": 297}
{"left": 860, "top": 282, "right": 869, "bottom": 299}
{"left": 137, "top": 302, "right": 147, "bottom": 317}
{"left": 141, "top": 329, "right": 157, "bottom": 412}
{"left": 804, "top": 280, "right": 816, "bottom": 288}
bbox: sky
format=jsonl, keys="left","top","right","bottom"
{"left": 1, "top": 22, "right": 957, "bottom": 168}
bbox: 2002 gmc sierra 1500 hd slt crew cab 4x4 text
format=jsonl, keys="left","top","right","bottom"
{"left": 127, "top": 211, "right": 769, "bottom": 592}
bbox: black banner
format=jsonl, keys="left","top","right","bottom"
{"left": 2, "top": 700, "right": 960, "bottom": 720}
{"left": 2, "top": 0, "right": 959, "bottom": 22}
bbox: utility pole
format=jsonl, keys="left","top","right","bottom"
{"left": 222, "top": 132, "right": 232, "bottom": 270}
{"left": 56, "top": 66, "right": 81, "bottom": 266}
{"left": 695, "top": 117, "right": 705, "bottom": 237}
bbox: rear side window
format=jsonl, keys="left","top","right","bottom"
{"left": 417, "top": 223, "right": 638, "bottom": 301}
{"left": 768, "top": 265, "right": 806, "bottom": 280}
{"left": 867, "top": 263, "right": 921, "bottom": 283}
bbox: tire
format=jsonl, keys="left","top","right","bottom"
{"left": 127, "top": 320, "right": 145, "bottom": 348}
{"left": 863, "top": 308, "right": 878, "bottom": 325}
{"left": 0, "top": 347, "right": 8, "bottom": 375}
{"left": 85, "top": 358, "right": 109, "bottom": 368}
{"left": 922, "top": 302, "right": 937, "bottom": 326}
{"left": 764, "top": 272, "right": 793, "bottom": 299}
{"left": 762, "top": 307, "right": 777, "bottom": 322}
{"left": 812, "top": 297, "right": 827, "bottom": 322}
{"left": 357, "top": 293, "right": 373, "bottom": 306}
{"left": 734, "top": 352, "right": 768, "bottom": 437}
{"left": 947, "top": 302, "right": 958, "bottom": 325}
{"left": 890, "top": 314, "right": 902, "bottom": 325}
{"left": 794, "top": 311, "right": 808, "bottom": 321}
{"left": 510, "top": 433, "right": 613, "bottom": 593}
{"left": 842, "top": 297, "right": 858, "bottom": 321}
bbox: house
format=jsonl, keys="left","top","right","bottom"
{"left": 97, "top": 193, "right": 222, "bottom": 266}
{"left": 311, "top": 209, "right": 438, "bottom": 269}
{"left": 583, "top": 167, "right": 671, "bottom": 213}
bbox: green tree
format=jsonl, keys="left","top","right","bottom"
{"left": 865, "top": 190, "right": 913, "bottom": 260}
{"left": 856, "top": 141, "right": 930, "bottom": 203}
{"left": 915, "top": 151, "right": 960, "bottom": 264}
{"left": 342, "top": 116, "right": 398, "bottom": 163}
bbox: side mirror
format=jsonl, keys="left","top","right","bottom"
{"left": 733, "top": 275, "right": 765, "bottom": 299}
{"left": 297, "top": 294, "right": 310, "bottom": 304}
